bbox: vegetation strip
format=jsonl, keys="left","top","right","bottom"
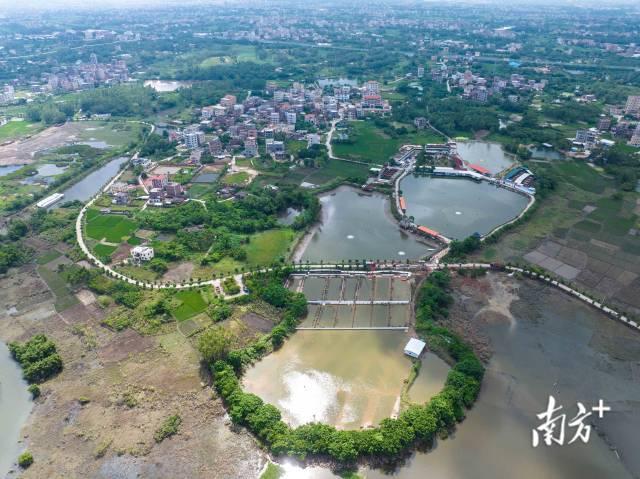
{"left": 209, "top": 268, "right": 483, "bottom": 466}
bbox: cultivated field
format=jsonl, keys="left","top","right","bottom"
{"left": 474, "top": 161, "right": 640, "bottom": 316}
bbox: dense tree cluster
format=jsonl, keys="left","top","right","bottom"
{"left": 9, "top": 334, "right": 63, "bottom": 384}
{"left": 78, "top": 85, "right": 156, "bottom": 116}
{"left": 139, "top": 134, "right": 177, "bottom": 159}
{"left": 444, "top": 235, "right": 482, "bottom": 263}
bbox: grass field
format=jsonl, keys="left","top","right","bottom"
{"left": 86, "top": 209, "right": 138, "bottom": 243}
{"left": 171, "top": 289, "right": 208, "bottom": 321}
{"left": 245, "top": 229, "right": 296, "bottom": 266}
{"left": 200, "top": 55, "right": 233, "bottom": 68}
{"left": 333, "top": 121, "right": 445, "bottom": 164}
{"left": 75, "top": 121, "right": 143, "bottom": 148}
{"left": 94, "top": 243, "right": 118, "bottom": 258}
{"left": 0, "top": 120, "right": 42, "bottom": 141}
{"left": 304, "top": 160, "right": 371, "bottom": 184}
{"left": 222, "top": 171, "right": 250, "bottom": 185}
{"left": 188, "top": 183, "right": 215, "bottom": 198}
{"left": 38, "top": 265, "right": 79, "bottom": 312}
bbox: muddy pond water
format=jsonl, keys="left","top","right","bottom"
{"left": 243, "top": 330, "right": 449, "bottom": 430}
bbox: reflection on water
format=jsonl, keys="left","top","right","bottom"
{"left": 455, "top": 141, "right": 514, "bottom": 174}
{"left": 243, "top": 331, "right": 445, "bottom": 429}
{"left": 300, "top": 186, "right": 434, "bottom": 262}
{"left": 401, "top": 176, "right": 528, "bottom": 239}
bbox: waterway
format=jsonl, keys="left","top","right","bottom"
{"left": 143, "top": 80, "right": 192, "bottom": 92}
{"left": 55, "top": 156, "right": 128, "bottom": 207}
{"left": 298, "top": 186, "right": 435, "bottom": 262}
{"left": 401, "top": 176, "right": 528, "bottom": 239}
{"left": 243, "top": 330, "right": 449, "bottom": 430}
{"left": 0, "top": 342, "right": 32, "bottom": 477}
{"left": 455, "top": 141, "right": 515, "bottom": 175}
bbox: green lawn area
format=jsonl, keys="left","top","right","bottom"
{"left": 94, "top": 243, "right": 118, "bottom": 257}
{"left": 304, "top": 159, "right": 371, "bottom": 184}
{"left": 222, "top": 171, "right": 250, "bottom": 185}
{"left": 171, "top": 289, "right": 208, "bottom": 321}
{"left": 75, "top": 121, "right": 143, "bottom": 148}
{"left": 37, "top": 265, "right": 79, "bottom": 312}
{"left": 127, "top": 236, "right": 143, "bottom": 246}
{"left": 86, "top": 209, "right": 137, "bottom": 243}
{"left": 333, "top": 121, "right": 445, "bottom": 164}
{"left": 200, "top": 55, "right": 233, "bottom": 68}
{"left": 245, "top": 229, "right": 296, "bottom": 266}
{"left": 0, "top": 120, "right": 42, "bottom": 141}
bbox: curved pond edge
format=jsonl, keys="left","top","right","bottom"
{"left": 210, "top": 270, "right": 484, "bottom": 469}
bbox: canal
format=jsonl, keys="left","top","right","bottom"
{"left": 55, "top": 156, "right": 129, "bottom": 207}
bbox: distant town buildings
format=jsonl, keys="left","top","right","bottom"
{"left": 575, "top": 128, "right": 599, "bottom": 148}
{"left": 0, "top": 85, "right": 15, "bottom": 105}
{"left": 624, "top": 96, "right": 640, "bottom": 116}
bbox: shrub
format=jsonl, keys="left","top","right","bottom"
{"left": 18, "top": 451, "right": 33, "bottom": 468}
{"left": 28, "top": 384, "right": 41, "bottom": 399}
{"left": 154, "top": 414, "right": 181, "bottom": 443}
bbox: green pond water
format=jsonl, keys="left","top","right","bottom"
{"left": 299, "top": 186, "right": 438, "bottom": 262}
{"left": 401, "top": 176, "right": 529, "bottom": 239}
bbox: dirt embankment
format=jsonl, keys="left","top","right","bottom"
{"left": 0, "top": 265, "right": 264, "bottom": 478}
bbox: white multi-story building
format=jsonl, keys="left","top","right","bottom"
{"left": 285, "top": 111, "right": 297, "bottom": 125}
{"left": 131, "top": 246, "right": 154, "bottom": 262}
{"left": 184, "top": 131, "right": 204, "bottom": 149}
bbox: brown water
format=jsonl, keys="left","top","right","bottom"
{"left": 273, "top": 280, "right": 640, "bottom": 479}
{"left": 243, "top": 331, "right": 423, "bottom": 429}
